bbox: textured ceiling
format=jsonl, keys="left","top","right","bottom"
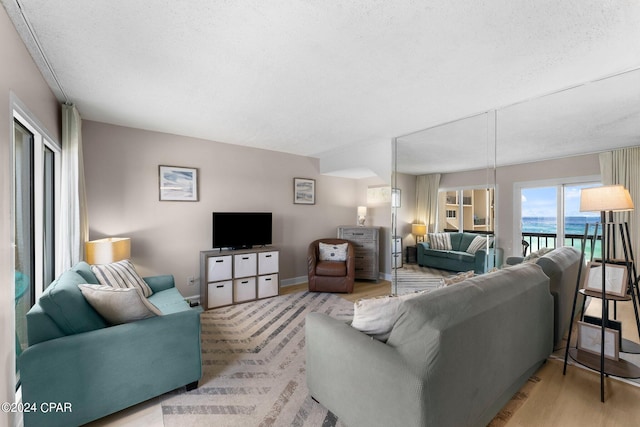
{"left": 4, "top": 0, "right": 640, "bottom": 175}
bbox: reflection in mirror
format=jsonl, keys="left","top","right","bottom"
{"left": 392, "top": 111, "right": 496, "bottom": 295}
{"left": 391, "top": 67, "right": 640, "bottom": 296}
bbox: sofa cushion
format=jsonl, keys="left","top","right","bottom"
{"left": 71, "top": 261, "right": 100, "bottom": 284}
{"left": 466, "top": 235, "right": 493, "bottom": 254}
{"left": 457, "top": 233, "right": 477, "bottom": 251}
{"left": 319, "top": 242, "right": 348, "bottom": 261}
{"left": 424, "top": 249, "right": 475, "bottom": 263}
{"left": 91, "top": 259, "right": 153, "bottom": 297}
{"left": 78, "top": 284, "right": 162, "bottom": 325}
{"left": 38, "top": 270, "right": 108, "bottom": 335}
{"left": 428, "top": 233, "right": 452, "bottom": 250}
{"left": 351, "top": 291, "right": 426, "bottom": 341}
{"left": 148, "top": 288, "right": 192, "bottom": 314}
{"left": 315, "top": 260, "right": 347, "bottom": 276}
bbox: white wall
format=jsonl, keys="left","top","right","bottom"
{"left": 0, "top": 5, "right": 61, "bottom": 426}
{"left": 82, "top": 121, "right": 378, "bottom": 297}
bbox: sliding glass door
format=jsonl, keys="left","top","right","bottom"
{"left": 13, "top": 112, "right": 60, "bottom": 387}
{"left": 519, "top": 181, "right": 600, "bottom": 257}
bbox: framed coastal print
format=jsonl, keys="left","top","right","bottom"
{"left": 159, "top": 165, "right": 199, "bottom": 201}
{"left": 577, "top": 321, "right": 620, "bottom": 361}
{"left": 584, "top": 262, "right": 628, "bottom": 297}
{"left": 294, "top": 178, "right": 315, "bottom": 204}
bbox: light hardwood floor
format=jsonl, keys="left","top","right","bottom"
{"left": 283, "top": 279, "right": 640, "bottom": 426}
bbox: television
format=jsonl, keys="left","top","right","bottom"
{"left": 212, "top": 212, "right": 272, "bottom": 249}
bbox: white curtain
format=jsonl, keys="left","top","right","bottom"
{"left": 58, "top": 104, "right": 89, "bottom": 272}
{"left": 416, "top": 174, "right": 441, "bottom": 233}
{"left": 599, "top": 147, "right": 640, "bottom": 260}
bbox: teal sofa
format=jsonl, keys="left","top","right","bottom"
{"left": 306, "top": 263, "right": 553, "bottom": 427}
{"left": 19, "top": 262, "right": 202, "bottom": 427}
{"left": 417, "top": 232, "right": 503, "bottom": 273}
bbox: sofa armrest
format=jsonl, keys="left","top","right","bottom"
{"left": 306, "top": 313, "right": 427, "bottom": 427}
{"left": 143, "top": 274, "right": 175, "bottom": 293}
{"left": 418, "top": 241, "right": 431, "bottom": 250}
{"left": 20, "top": 308, "right": 201, "bottom": 427}
{"left": 474, "top": 248, "right": 504, "bottom": 273}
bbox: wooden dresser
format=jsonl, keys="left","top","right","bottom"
{"left": 337, "top": 226, "right": 380, "bottom": 281}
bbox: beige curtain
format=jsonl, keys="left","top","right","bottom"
{"left": 58, "top": 104, "right": 89, "bottom": 272}
{"left": 416, "top": 174, "right": 441, "bottom": 233}
{"left": 599, "top": 147, "right": 640, "bottom": 259}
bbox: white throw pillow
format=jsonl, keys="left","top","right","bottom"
{"left": 91, "top": 259, "right": 153, "bottom": 297}
{"left": 78, "top": 284, "right": 162, "bottom": 325}
{"left": 319, "top": 242, "right": 349, "bottom": 261}
{"left": 428, "top": 233, "right": 452, "bottom": 250}
{"left": 351, "top": 292, "right": 426, "bottom": 341}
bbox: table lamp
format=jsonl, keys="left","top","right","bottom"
{"left": 357, "top": 206, "right": 367, "bottom": 226}
{"left": 412, "top": 223, "right": 427, "bottom": 243}
{"left": 85, "top": 237, "right": 131, "bottom": 265}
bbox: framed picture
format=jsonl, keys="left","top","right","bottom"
{"left": 577, "top": 321, "right": 620, "bottom": 361}
{"left": 392, "top": 188, "right": 401, "bottom": 208}
{"left": 294, "top": 178, "right": 315, "bottom": 204}
{"left": 159, "top": 165, "right": 199, "bottom": 201}
{"left": 584, "top": 261, "right": 628, "bottom": 297}
{"left": 367, "top": 185, "right": 391, "bottom": 204}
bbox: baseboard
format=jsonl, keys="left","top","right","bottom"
{"left": 280, "top": 276, "right": 308, "bottom": 287}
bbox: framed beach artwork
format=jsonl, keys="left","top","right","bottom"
{"left": 577, "top": 321, "right": 620, "bottom": 361}
{"left": 584, "top": 261, "right": 628, "bottom": 297}
{"left": 159, "top": 165, "right": 199, "bottom": 201}
{"left": 294, "top": 178, "right": 315, "bottom": 204}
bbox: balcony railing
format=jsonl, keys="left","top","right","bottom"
{"left": 522, "top": 231, "right": 602, "bottom": 259}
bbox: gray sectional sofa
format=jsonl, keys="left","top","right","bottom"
{"left": 505, "top": 246, "right": 582, "bottom": 349}
{"left": 306, "top": 263, "right": 553, "bottom": 427}
{"left": 417, "top": 231, "right": 503, "bottom": 274}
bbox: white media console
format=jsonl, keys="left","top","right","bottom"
{"left": 199, "top": 247, "right": 279, "bottom": 309}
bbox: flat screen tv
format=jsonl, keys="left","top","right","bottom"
{"left": 212, "top": 212, "right": 272, "bottom": 249}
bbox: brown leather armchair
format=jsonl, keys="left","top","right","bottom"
{"left": 307, "top": 239, "right": 355, "bottom": 293}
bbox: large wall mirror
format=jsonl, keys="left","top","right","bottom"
{"left": 392, "top": 67, "right": 640, "bottom": 294}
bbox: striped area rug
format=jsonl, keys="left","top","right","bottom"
{"left": 161, "top": 291, "right": 352, "bottom": 427}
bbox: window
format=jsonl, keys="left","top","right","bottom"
{"left": 13, "top": 109, "right": 60, "bottom": 387}
{"left": 438, "top": 187, "right": 495, "bottom": 233}
{"left": 517, "top": 178, "right": 600, "bottom": 257}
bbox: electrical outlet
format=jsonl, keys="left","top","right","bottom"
{"left": 187, "top": 276, "right": 196, "bottom": 286}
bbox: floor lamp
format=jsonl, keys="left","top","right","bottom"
{"left": 565, "top": 185, "right": 635, "bottom": 402}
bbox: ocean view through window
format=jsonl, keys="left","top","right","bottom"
{"left": 521, "top": 182, "right": 601, "bottom": 259}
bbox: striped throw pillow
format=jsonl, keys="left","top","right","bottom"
{"left": 91, "top": 259, "right": 153, "bottom": 297}
{"left": 466, "top": 236, "right": 494, "bottom": 254}
{"left": 428, "top": 233, "right": 452, "bottom": 250}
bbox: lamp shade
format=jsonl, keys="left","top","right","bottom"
{"left": 85, "top": 237, "right": 131, "bottom": 264}
{"left": 411, "top": 223, "right": 427, "bottom": 236}
{"left": 357, "top": 206, "right": 367, "bottom": 216}
{"left": 580, "top": 185, "right": 634, "bottom": 212}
